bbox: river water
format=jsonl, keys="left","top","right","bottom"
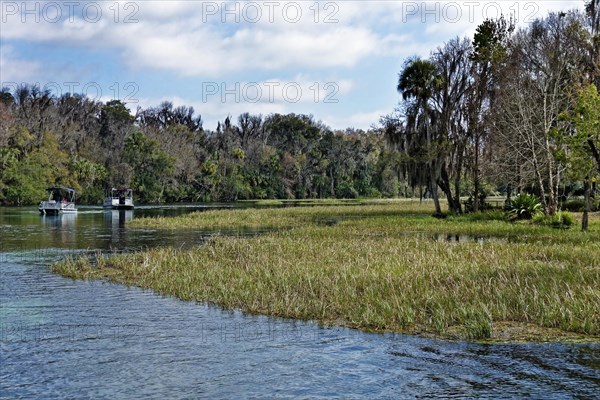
{"left": 1, "top": 206, "right": 598, "bottom": 399}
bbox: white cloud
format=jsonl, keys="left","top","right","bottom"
{"left": 0, "top": 46, "right": 42, "bottom": 84}
{"left": 115, "top": 22, "right": 383, "bottom": 77}
{"left": 3, "top": 1, "right": 583, "bottom": 79}
{"left": 324, "top": 109, "right": 390, "bottom": 131}
{"left": 0, "top": 1, "right": 423, "bottom": 77}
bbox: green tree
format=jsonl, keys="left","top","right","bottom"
{"left": 560, "top": 84, "right": 600, "bottom": 231}
{"left": 430, "top": 37, "right": 472, "bottom": 214}
{"left": 1, "top": 131, "right": 74, "bottom": 205}
{"left": 469, "top": 17, "right": 514, "bottom": 211}
{"left": 100, "top": 100, "right": 135, "bottom": 185}
{"left": 70, "top": 158, "right": 108, "bottom": 204}
{"left": 124, "top": 132, "right": 174, "bottom": 203}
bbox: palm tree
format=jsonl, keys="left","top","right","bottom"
{"left": 396, "top": 58, "right": 443, "bottom": 215}
{"left": 398, "top": 59, "right": 438, "bottom": 97}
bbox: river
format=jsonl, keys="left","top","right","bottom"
{"left": 1, "top": 206, "right": 598, "bottom": 399}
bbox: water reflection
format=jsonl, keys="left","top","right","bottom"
{"left": 104, "top": 209, "right": 134, "bottom": 227}
{"left": 0, "top": 206, "right": 220, "bottom": 254}
{"left": 40, "top": 212, "right": 78, "bottom": 228}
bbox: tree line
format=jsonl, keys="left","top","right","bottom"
{"left": 1, "top": 2, "right": 598, "bottom": 225}
{"left": 0, "top": 91, "right": 403, "bottom": 205}
{"left": 383, "top": 2, "right": 599, "bottom": 227}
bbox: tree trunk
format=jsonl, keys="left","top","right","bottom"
{"left": 554, "top": 165, "right": 561, "bottom": 211}
{"left": 589, "top": 139, "right": 600, "bottom": 175}
{"left": 582, "top": 179, "right": 591, "bottom": 232}
{"left": 439, "top": 167, "right": 457, "bottom": 214}
{"left": 329, "top": 168, "right": 335, "bottom": 197}
{"left": 454, "top": 150, "right": 463, "bottom": 215}
{"left": 473, "top": 135, "right": 480, "bottom": 212}
{"left": 430, "top": 174, "right": 442, "bottom": 215}
{"left": 532, "top": 153, "right": 549, "bottom": 215}
{"left": 544, "top": 130, "right": 557, "bottom": 215}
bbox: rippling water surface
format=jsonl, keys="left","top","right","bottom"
{"left": 1, "top": 206, "right": 599, "bottom": 399}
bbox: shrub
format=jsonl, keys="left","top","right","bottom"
{"left": 452, "top": 210, "right": 507, "bottom": 222}
{"left": 533, "top": 211, "right": 575, "bottom": 229}
{"left": 508, "top": 193, "right": 542, "bottom": 220}
{"left": 336, "top": 181, "right": 358, "bottom": 199}
{"left": 463, "top": 193, "right": 493, "bottom": 213}
{"left": 561, "top": 199, "right": 585, "bottom": 212}
{"left": 561, "top": 198, "right": 599, "bottom": 212}
{"left": 363, "top": 187, "right": 382, "bottom": 198}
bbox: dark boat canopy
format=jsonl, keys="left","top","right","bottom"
{"left": 110, "top": 186, "right": 132, "bottom": 193}
{"left": 45, "top": 187, "right": 76, "bottom": 201}
{"left": 46, "top": 187, "right": 76, "bottom": 193}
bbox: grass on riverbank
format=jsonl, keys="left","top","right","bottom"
{"left": 129, "top": 199, "right": 430, "bottom": 230}
{"left": 54, "top": 202, "right": 600, "bottom": 341}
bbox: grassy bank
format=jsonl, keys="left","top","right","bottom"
{"left": 54, "top": 202, "right": 600, "bottom": 341}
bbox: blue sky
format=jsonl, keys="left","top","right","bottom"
{"left": 0, "top": 1, "right": 582, "bottom": 131}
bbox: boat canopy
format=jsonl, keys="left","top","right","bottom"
{"left": 46, "top": 187, "right": 76, "bottom": 201}
{"left": 46, "top": 187, "right": 76, "bottom": 193}
{"left": 110, "top": 187, "right": 133, "bottom": 195}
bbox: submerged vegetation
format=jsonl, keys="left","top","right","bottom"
{"left": 54, "top": 202, "right": 600, "bottom": 342}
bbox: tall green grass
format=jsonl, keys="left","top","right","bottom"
{"left": 54, "top": 203, "right": 600, "bottom": 341}
{"left": 129, "top": 200, "right": 433, "bottom": 230}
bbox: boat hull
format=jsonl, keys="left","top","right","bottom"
{"left": 103, "top": 198, "right": 135, "bottom": 210}
{"left": 104, "top": 204, "right": 135, "bottom": 210}
{"left": 39, "top": 201, "right": 77, "bottom": 215}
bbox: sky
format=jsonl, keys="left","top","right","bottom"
{"left": 0, "top": 0, "right": 584, "bottom": 131}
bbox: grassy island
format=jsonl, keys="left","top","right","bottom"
{"left": 53, "top": 201, "right": 600, "bottom": 342}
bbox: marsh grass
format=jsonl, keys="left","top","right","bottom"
{"left": 129, "top": 200, "right": 432, "bottom": 230}
{"left": 54, "top": 202, "right": 600, "bottom": 341}
{"left": 239, "top": 198, "right": 372, "bottom": 206}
